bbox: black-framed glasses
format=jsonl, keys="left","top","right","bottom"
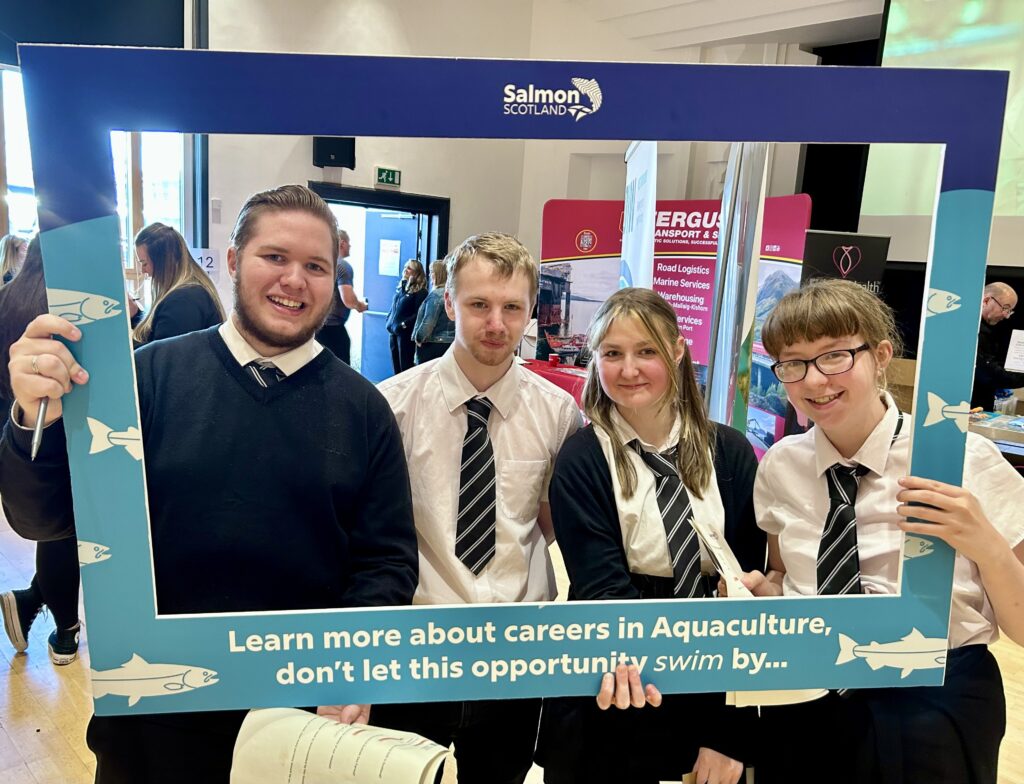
{"left": 771, "top": 344, "right": 870, "bottom": 383}
{"left": 991, "top": 296, "right": 1015, "bottom": 317}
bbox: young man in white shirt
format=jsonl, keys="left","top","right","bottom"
{"left": 374, "top": 232, "right": 581, "bottom": 784}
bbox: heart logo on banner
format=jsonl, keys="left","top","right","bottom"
{"left": 832, "top": 245, "right": 862, "bottom": 278}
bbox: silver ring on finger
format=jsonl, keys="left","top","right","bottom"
{"left": 31, "top": 355, "right": 40, "bottom": 375}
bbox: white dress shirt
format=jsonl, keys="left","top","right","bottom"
{"left": 595, "top": 409, "right": 724, "bottom": 577}
{"left": 218, "top": 317, "right": 323, "bottom": 375}
{"left": 755, "top": 392, "right": 1024, "bottom": 648}
{"left": 378, "top": 350, "right": 582, "bottom": 604}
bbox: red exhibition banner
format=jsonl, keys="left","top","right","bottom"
{"left": 539, "top": 195, "right": 812, "bottom": 365}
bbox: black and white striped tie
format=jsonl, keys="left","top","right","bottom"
{"left": 816, "top": 413, "right": 903, "bottom": 596}
{"left": 631, "top": 441, "right": 706, "bottom": 598}
{"left": 817, "top": 464, "right": 869, "bottom": 595}
{"left": 246, "top": 360, "right": 285, "bottom": 388}
{"left": 455, "top": 397, "right": 496, "bottom": 575}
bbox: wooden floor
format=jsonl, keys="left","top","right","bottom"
{"left": 1, "top": 520, "right": 1022, "bottom": 783}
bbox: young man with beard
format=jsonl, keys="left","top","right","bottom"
{"left": 373, "top": 233, "right": 581, "bottom": 784}
{"left": 0, "top": 185, "right": 418, "bottom": 783}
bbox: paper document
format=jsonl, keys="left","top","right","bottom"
{"left": 726, "top": 686, "right": 827, "bottom": 708}
{"left": 1005, "top": 329, "right": 1024, "bottom": 373}
{"left": 378, "top": 239, "right": 401, "bottom": 277}
{"left": 689, "top": 519, "right": 828, "bottom": 708}
{"left": 231, "top": 708, "right": 447, "bottom": 784}
{"left": 689, "top": 516, "right": 752, "bottom": 599}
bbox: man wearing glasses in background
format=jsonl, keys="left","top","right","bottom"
{"left": 972, "top": 281, "right": 1024, "bottom": 411}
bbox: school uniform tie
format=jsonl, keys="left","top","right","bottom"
{"left": 630, "top": 441, "right": 707, "bottom": 598}
{"left": 246, "top": 360, "right": 285, "bottom": 388}
{"left": 456, "top": 397, "right": 497, "bottom": 575}
{"left": 817, "top": 413, "right": 904, "bottom": 595}
{"left": 817, "top": 464, "right": 869, "bottom": 595}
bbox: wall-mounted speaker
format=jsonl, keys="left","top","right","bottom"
{"left": 313, "top": 137, "right": 356, "bottom": 169}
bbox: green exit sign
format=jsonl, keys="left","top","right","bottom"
{"left": 375, "top": 166, "right": 401, "bottom": 187}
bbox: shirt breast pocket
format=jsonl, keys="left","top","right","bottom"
{"left": 499, "top": 459, "right": 548, "bottom": 520}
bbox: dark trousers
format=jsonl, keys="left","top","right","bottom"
{"left": 756, "top": 646, "right": 1004, "bottom": 784}
{"left": 538, "top": 693, "right": 754, "bottom": 784}
{"left": 317, "top": 323, "right": 351, "bottom": 365}
{"left": 32, "top": 536, "right": 80, "bottom": 629}
{"left": 416, "top": 341, "right": 450, "bottom": 364}
{"left": 389, "top": 330, "right": 416, "bottom": 375}
{"left": 372, "top": 698, "right": 541, "bottom": 784}
{"left": 88, "top": 711, "right": 246, "bottom": 783}
{"left": 756, "top": 691, "right": 869, "bottom": 784}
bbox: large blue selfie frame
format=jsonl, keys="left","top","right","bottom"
{"left": 18, "top": 45, "right": 1006, "bottom": 716}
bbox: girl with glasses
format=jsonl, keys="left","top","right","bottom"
{"left": 747, "top": 278, "right": 1024, "bottom": 784}
{"left": 539, "top": 288, "right": 764, "bottom": 784}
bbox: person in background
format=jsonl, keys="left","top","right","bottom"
{"left": 316, "top": 229, "right": 368, "bottom": 364}
{"left": 412, "top": 260, "right": 455, "bottom": 364}
{"left": 0, "top": 234, "right": 29, "bottom": 284}
{"left": 0, "top": 185, "right": 418, "bottom": 783}
{"left": 972, "top": 281, "right": 1024, "bottom": 410}
{"left": 375, "top": 232, "right": 581, "bottom": 784}
{"left": 386, "top": 258, "right": 427, "bottom": 374}
{"left": 540, "top": 287, "right": 762, "bottom": 784}
{"left": 749, "top": 279, "right": 1024, "bottom": 784}
{"left": 131, "top": 223, "right": 225, "bottom": 346}
{"left": 0, "top": 237, "right": 82, "bottom": 666}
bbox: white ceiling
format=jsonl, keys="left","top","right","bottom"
{"left": 572, "top": 0, "right": 886, "bottom": 51}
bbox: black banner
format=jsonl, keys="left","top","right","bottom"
{"left": 801, "top": 230, "right": 890, "bottom": 294}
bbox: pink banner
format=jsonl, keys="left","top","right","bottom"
{"left": 540, "top": 195, "right": 812, "bottom": 365}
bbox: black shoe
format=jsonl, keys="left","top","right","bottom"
{"left": 48, "top": 622, "right": 80, "bottom": 666}
{"left": 1, "top": 587, "right": 43, "bottom": 653}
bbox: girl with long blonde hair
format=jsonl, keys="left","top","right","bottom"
{"left": 385, "top": 258, "right": 428, "bottom": 374}
{"left": 132, "top": 223, "right": 224, "bottom": 345}
{"left": 0, "top": 234, "right": 28, "bottom": 284}
{"left": 540, "top": 287, "right": 764, "bottom": 784}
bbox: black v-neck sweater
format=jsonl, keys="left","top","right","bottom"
{"left": 3, "top": 326, "right": 418, "bottom": 613}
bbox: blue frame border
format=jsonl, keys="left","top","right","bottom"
{"left": 18, "top": 45, "right": 1007, "bottom": 715}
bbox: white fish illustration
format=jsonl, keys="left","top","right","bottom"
{"left": 47, "top": 289, "right": 122, "bottom": 325}
{"left": 91, "top": 654, "right": 219, "bottom": 707}
{"left": 925, "top": 288, "right": 961, "bottom": 318}
{"left": 87, "top": 417, "right": 143, "bottom": 461}
{"left": 836, "top": 628, "right": 946, "bottom": 679}
{"left": 903, "top": 535, "right": 935, "bottom": 560}
{"left": 569, "top": 77, "right": 602, "bottom": 120}
{"left": 78, "top": 540, "right": 111, "bottom": 566}
{"left": 924, "top": 392, "right": 970, "bottom": 433}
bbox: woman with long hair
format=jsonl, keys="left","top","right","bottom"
{"left": 540, "top": 288, "right": 764, "bottom": 784}
{"left": 412, "top": 259, "right": 455, "bottom": 364}
{"left": 132, "top": 223, "right": 224, "bottom": 345}
{"left": 385, "top": 258, "right": 427, "bottom": 374}
{"left": 0, "top": 237, "right": 82, "bottom": 665}
{"left": 0, "top": 233, "right": 29, "bottom": 284}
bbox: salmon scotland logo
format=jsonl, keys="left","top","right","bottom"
{"left": 503, "top": 77, "right": 602, "bottom": 120}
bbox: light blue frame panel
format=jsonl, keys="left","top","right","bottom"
{"left": 17, "top": 45, "right": 1006, "bottom": 715}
